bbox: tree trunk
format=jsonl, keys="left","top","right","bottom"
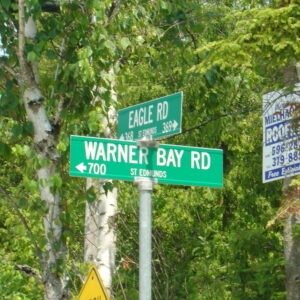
{"left": 18, "top": 1, "right": 68, "bottom": 298}
{"left": 283, "top": 178, "right": 300, "bottom": 300}
{"left": 84, "top": 178, "right": 117, "bottom": 296}
{"left": 281, "top": 62, "right": 300, "bottom": 300}
{"left": 284, "top": 213, "right": 300, "bottom": 299}
{"left": 84, "top": 67, "right": 118, "bottom": 297}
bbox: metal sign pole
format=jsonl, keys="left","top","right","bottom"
{"left": 135, "top": 137, "right": 158, "bottom": 300}
{"left": 136, "top": 177, "right": 154, "bottom": 300}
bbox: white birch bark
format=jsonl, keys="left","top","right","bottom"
{"left": 18, "top": 1, "right": 68, "bottom": 299}
{"left": 84, "top": 178, "right": 118, "bottom": 296}
{"left": 22, "top": 68, "right": 68, "bottom": 300}
{"left": 84, "top": 67, "right": 118, "bottom": 297}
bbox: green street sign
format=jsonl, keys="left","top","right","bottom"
{"left": 117, "top": 92, "right": 182, "bottom": 140}
{"left": 70, "top": 135, "right": 223, "bottom": 188}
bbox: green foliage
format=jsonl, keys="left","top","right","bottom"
{"left": 113, "top": 2, "right": 287, "bottom": 299}
{"left": 191, "top": 3, "right": 300, "bottom": 91}
{"left": 0, "top": 0, "right": 292, "bottom": 298}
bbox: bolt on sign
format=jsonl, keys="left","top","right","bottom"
{"left": 70, "top": 135, "right": 223, "bottom": 188}
{"left": 77, "top": 266, "right": 110, "bottom": 300}
{"left": 117, "top": 92, "right": 182, "bottom": 140}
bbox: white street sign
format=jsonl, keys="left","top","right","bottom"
{"left": 263, "top": 83, "right": 300, "bottom": 182}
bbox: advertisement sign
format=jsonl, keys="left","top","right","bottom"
{"left": 263, "top": 84, "right": 300, "bottom": 182}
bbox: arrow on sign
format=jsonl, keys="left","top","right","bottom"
{"left": 172, "top": 120, "right": 178, "bottom": 130}
{"left": 76, "top": 162, "right": 87, "bottom": 173}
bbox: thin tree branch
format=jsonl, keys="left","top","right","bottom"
{"left": 162, "top": 108, "right": 259, "bottom": 141}
{"left": 0, "top": 60, "right": 19, "bottom": 78}
{"left": 106, "top": 0, "right": 121, "bottom": 26}
{"left": 0, "top": 186, "right": 43, "bottom": 263}
{"left": 18, "top": 0, "right": 26, "bottom": 75}
{"left": 51, "top": 38, "right": 66, "bottom": 98}
{"left": 53, "top": 95, "right": 65, "bottom": 127}
{"left": 15, "top": 264, "right": 43, "bottom": 283}
{"left": 115, "top": 269, "right": 128, "bottom": 300}
{"left": 184, "top": 26, "right": 200, "bottom": 64}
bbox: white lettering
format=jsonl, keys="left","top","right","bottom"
{"left": 118, "top": 144, "right": 128, "bottom": 163}
{"left": 157, "top": 101, "right": 168, "bottom": 121}
{"left": 129, "top": 111, "right": 134, "bottom": 128}
{"left": 157, "top": 103, "right": 163, "bottom": 121}
{"left": 129, "top": 145, "right": 138, "bottom": 164}
{"left": 202, "top": 152, "right": 211, "bottom": 169}
{"left": 148, "top": 105, "right": 154, "bottom": 124}
{"left": 191, "top": 151, "right": 211, "bottom": 169}
{"left": 191, "top": 151, "right": 201, "bottom": 169}
{"left": 95, "top": 143, "right": 106, "bottom": 161}
{"left": 162, "top": 101, "right": 168, "bottom": 119}
{"left": 130, "top": 168, "right": 137, "bottom": 175}
{"left": 138, "top": 108, "right": 144, "bottom": 126}
{"left": 157, "top": 148, "right": 166, "bottom": 166}
{"left": 166, "top": 150, "right": 176, "bottom": 167}
{"left": 138, "top": 169, "right": 167, "bottom": 178}
{"left": 174, "top": 149, "right": 184, "bottom": 168}
{"left": 139, "top": 147, "right": 149, "bottom": 164}
{"left": 85, "top": 141, "right": 152, "bottom": 165}
{"left": 84, "top": 141, "right": 97, "bottom": 160}
{"left": 128, "top": 106, "right": 154, "bottom": 129}
{"left": 107, "top": 143, "right": 117, "bottom": 162}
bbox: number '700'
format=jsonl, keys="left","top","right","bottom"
{"left": 88, "top": 163, "right": 107, "bottom": 175}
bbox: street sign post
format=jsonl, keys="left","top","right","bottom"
{"left": 263, "top": 84, "right": 300, "bottom": 183}
{"left": 77, "top": 266, "right": 110, "bottom": 300}
{"left": 117, "top": 92, "right": 182, "bottom": 141}
{"left": 70, "top": 129, "right": 223, "bottom": 300}
{"left": 70, "top": 135, "right": 223, "bottom": 188}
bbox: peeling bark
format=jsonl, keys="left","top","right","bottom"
{"left": 84, "top": 68, "right": 118, "bottom": 297}
{"left": 84, "top": 178, "right": 118, "bottom": 297}
{"left": 18, "top": 1, "right": 68, "bottom": 299}
{"left": 22, "top": 70, "right": 68, "bottom": 300}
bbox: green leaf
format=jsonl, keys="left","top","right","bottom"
{"left": 12, "top": 125, "right": 23, "bottom": 137}
{"left": 50, "top": 174, "right": 63, "bottom": 190}
{"left": 104, "top": 40, "right": 116, "bottom": 54}
{"left": 0, "top": 142, "right": 11, "bottom": 158}
{"left": 46, "top": 50, "right": 56, "bottom": 59}
{"left": 27, "top": 51, "right": 38, "bottom": 62}
{"left": 2, "top": 0, "right": 10, "bottom": 9}
{"left": 120, "top": 37, "right": 131, "bottom": 50}
{"left": 18, "top": 198, "right": 28, "bottom": 209}
{"left": 103, "top": 182, "right": 113, "bottom": 196}
{"left": 23, "top": 121, "right": 33, "bottom": 135}
{"left": 136, "top": 35, "right": 145, "bottom": 45}
{"left": 86, "top": 186, "right": 97, "bottom": 203}
{"left": 160, "top": 0, "right": 168, "bottom": 9}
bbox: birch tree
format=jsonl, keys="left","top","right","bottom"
{"left": 0, "top": 0, "right": 122, "bottom": 298}
{"left": 1, "top": 1, "right": 296, "bottom": 299}
{"left": 15, "top": 0, "right": 67, "bottom": 298}
{"left": 0, "top": 1, "right": 166, "bottom": 298}
{"left": 84, "top": 68, "right": 119, "bottom": 296}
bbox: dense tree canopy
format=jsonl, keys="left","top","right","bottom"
{"left": 1, "top": 0, "right": 299, "bottom": 299}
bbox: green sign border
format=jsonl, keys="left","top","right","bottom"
{"left": 117, "top": 92, "right": 182, "bottom": 140}
{"left": 70, "top": 135, "right": 223, "bottom": 188}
